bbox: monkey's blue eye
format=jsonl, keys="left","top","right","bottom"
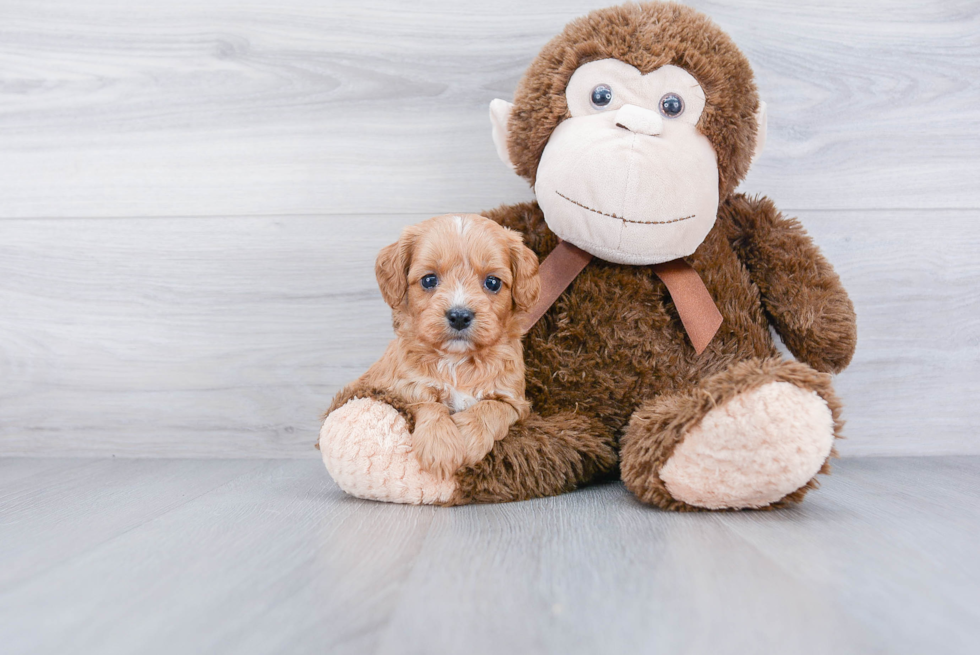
{"left": 660, "top": 93, "right": 684, "bottom": 118}
{"left": 484, "top": 275, "right": 502, "bottom": 293}
{"left": 420, "top": 274, "right": 438, "bottom": 289}
{"left": 590, "top": 84, "right": 613, "bottom": 109}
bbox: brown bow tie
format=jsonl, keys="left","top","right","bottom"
{"left": 522, "top": 240, "right": 723, "bottom": 355}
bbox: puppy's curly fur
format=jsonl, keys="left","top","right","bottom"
{"left": 326, "top": 214, "right": 540, "bottom": 480}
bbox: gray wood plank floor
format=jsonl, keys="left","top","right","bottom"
{"left": 1, "top": 455, "right": 977, "bottom": 655}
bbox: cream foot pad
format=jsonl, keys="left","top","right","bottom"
{"left": 319, "top": 398, "right": 456, "bottom": 505}
{"left": 660, "top": 381, "right": 835, "bottom": 509}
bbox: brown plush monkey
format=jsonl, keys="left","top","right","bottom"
{"left": 320, "top": 2, "right": 857, "bottom": 510}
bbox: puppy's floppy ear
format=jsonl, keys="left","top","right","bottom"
{"left": 375, "top": 227, "right": 417, "bottom": 308}
{"left": 507, "top": 231, "right": 540, "bottom": 314}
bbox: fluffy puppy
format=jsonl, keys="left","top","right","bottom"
{"left": 327, "top": 214, "right": 540, "bottom": 479}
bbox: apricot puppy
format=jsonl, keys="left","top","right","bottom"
{"left": 328, "top": 214, "right": 540, "bottom": 480}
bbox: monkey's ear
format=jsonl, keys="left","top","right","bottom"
{"left": 490, "top": 99, "right": 516, "bottom": 171}
{"left": 751, "top": 101, "right": 768, "bottom": 167}
{"left": 375, "top": 229, "right": 416, "bottom": 309}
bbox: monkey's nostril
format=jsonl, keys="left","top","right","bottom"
{"left": 446, "top": 307, "right": 475, "bottom": 331}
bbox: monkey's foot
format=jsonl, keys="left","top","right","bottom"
{"left": 319, "top": 398, "right": 456, "bottom": 505}
{"left": 622, "top": 359, "right": 842, "bottom": 511}
{"left": 660, "top": 381, "right": 834, "bottom": 509}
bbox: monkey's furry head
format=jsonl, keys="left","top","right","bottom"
{"left": 507, "top": 1, "right": 760, "bottom": 200}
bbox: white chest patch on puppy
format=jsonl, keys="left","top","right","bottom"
{"left": 445, "top": 385, "right": 480, "bottom": 413}
{"left": 436, "top": 355, "right": 466, "bottom": 384}
{"left": 433, "top": 355, "right": 481, "bottom": 412}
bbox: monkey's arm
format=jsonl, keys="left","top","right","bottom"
{"left": 447, "top": 411, "right": 618, "bottom": 505}
{"left": 723, "top": 194, "right": 857, "bottom": 374}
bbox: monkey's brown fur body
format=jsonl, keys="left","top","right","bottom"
{"left": 446, "top": 2, "right": 857, "bottom": 508}
{"left": 451, "top": 196, "right": 854, "bottom": 508}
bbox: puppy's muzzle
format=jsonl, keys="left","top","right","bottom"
{"left": 446, "top": 307, "right": 475, "bottom": 332}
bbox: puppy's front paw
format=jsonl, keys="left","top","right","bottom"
{"left": 412, "top": 416, "right": 465, "bottom": 480}
{"left": 451, "top": 411, "right": 497, "bottom": 466}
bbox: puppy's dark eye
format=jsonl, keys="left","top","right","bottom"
{"left": 660, "top": 93, "right": 684, "bottom": 118}
{"left": 484, "top": 275, "right": 502, "bottom": 293}
{"left": 590, "top": 84, "right": 613, "bottom": 109}
{"left": 420, "top": 274, "right": 438, "bottom": 289}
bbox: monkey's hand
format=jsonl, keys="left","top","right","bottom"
{"left": 452, "top": 400, "right": 520, "bottom": 466}
{"left": 726, "top": 194, "right": 857, "bottom": 373}
{"left": 411, "top": 403, "right": 466, "bottom": 480}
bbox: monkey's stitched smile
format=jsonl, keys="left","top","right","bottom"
{"left": 555, "top": 191, "right": 694, "bottom": 225}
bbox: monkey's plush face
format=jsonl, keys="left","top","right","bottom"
{"left": 491, "top": 57, "right": 765, "bottom": 266}
{"left": 534, "top": 60, "right": 718, "bottom": 265}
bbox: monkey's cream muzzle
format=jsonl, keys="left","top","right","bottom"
{"left": 533, "top": 107, "right": 719, "bottom": 265}
{"left": 490, "top": 59, "right": 748, "bottom": 266}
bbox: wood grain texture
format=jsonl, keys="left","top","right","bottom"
{"left": 1, "top": 1, "right": 977, "bottom": 457}
{"left": 717, "top": 457, "right": 980, "bottom": 654}
{"left": 1, "top": 456, "right": 978, "bottom": 654}
{"left": 0, "top": 458, "right": 265, "bottom": 589}
{"left": 0, "top": 0, "right": 978, "bottom": 218}
{"left": 0, "top": 457, "right": 90, "bottom": 487}
{"left": 0, "top": 214, "right": 413, "bottom": 457}
{"left": 0, "top": 458, "right": 438, "bottom": 655}
{"left": 1, "top": 209, "right": 977, "bottom": 457}
{"left": 804, "top": 209, "right": 980, "bottom": 455}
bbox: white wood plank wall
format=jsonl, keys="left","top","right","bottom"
{"left": 1, "top": 0, "right": 978, "bottom": 457}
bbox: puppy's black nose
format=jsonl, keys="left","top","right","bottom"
{"left": 446, "top": 307, "right": 474, "bottom": 331}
